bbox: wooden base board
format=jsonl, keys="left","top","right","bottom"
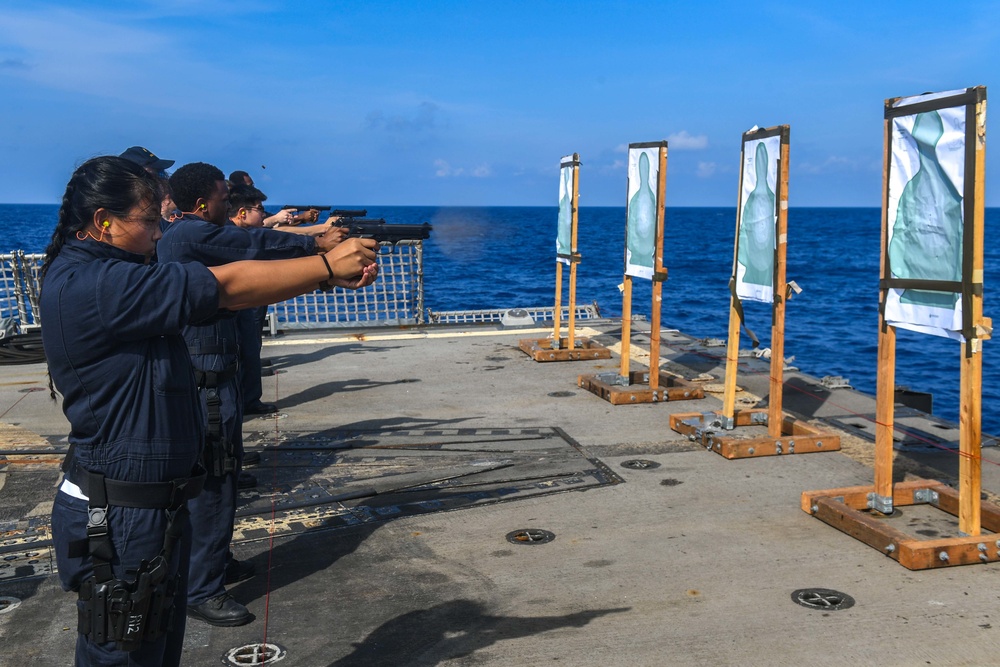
{"left": 802, "top": 479, "right": 1000, "bottom": 570}
{"left": 577, "top": 370, "right": 704, "bottom": 404}
{"left": 669, "top": 409, "right": 841, "bottom": 459}
{"left": 518, "top": 337, "right": 612, "bottom": 362}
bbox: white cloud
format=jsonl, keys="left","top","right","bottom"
{"left": 434, "top": 159, "right": 461, "bottom": 177}
{"left": 434, "top": 160, "right": 491, "bottom": 178}
{"left": 366, "top": 102, "right": 442, "bottom": 134}
{"left": 798, "top": 155, "right": 873, "bottom": 174}
{"left": 614, "top": 144, "right": 628, "bottom": 153}
{"left": 696, "top": 162, "right": 717, "bottom": 178}
{"left": 668, "top": 131, "right": 709, "bottom": 150}
{"left": 611, "top": 159, "right": 625, "bottom": 170}
{"left": 0, "top": 8, "right": 170, "bottom": 97}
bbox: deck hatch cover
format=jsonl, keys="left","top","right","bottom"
{"left": 791, "top": 588, "right": 855, "bottom": 611}
{"left": 506, "top": 529, "right": 556, "bottom": 545}
{"left": 223, "top": 643, "right": 287, "bottom": 665}
{"left": 620, "top": 459, "right": 661, "bottom": 470}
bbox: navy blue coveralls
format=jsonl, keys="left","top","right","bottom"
{"left": 237, "top": 306, "right": 268, "bottom": 409}
{"left": 42, "top": 238, "right": 219, "bottom": 666}
{"left": 156, "top": 216, "right": 315, "bottom": 607}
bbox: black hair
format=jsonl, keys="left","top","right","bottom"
{"left": 169, "top": 162, "right": 225, "bottom": 213}
{"left": 41, "top": 156, "right": 159, "bottom": 282}
{"left": 228, "top": 170, "right": 251, "bottom": 186}
{"left": 228, "top": 184, "right": 268, "bottom": 213}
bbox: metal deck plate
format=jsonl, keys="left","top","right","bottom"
{"left": 233, "top": 426, "right": 623, "bottom": 543}
{"left": 0, "top": 427, "right": 623, "bottom": 580}
{"left": 821, "top": 408, "right": 999, "bottom": 451}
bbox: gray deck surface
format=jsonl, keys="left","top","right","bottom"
{"left": 2, "top": 320, "right": 1000, "bottom": 666}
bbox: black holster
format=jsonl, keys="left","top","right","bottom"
{"left": 77, "top": 554, "right": 176, "bottom": 651}
{"left": 70, "top": 470, "right": 201, "bottom": 651}
{"left": 195, "top": 365, "right": 239, "bottom": 478}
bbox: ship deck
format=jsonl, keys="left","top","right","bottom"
{"left": 3, "top": 319, "right": 1000, "bottom": 666}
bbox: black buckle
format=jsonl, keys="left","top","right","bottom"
{"left": 167, "top": 478, "right": 188, "bottom": 509}
{"left": 87, "top": 506, "right": 108, "bottom": 533}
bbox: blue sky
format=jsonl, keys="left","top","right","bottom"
{"left": 0, "top": 1, "right": 997, "bottom": 206}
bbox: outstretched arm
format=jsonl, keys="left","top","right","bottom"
{"left": 209, "top": 237, "right": 378, "bottom": 310}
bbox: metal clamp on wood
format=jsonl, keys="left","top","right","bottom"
{"left": 785, "top": 280, "right": 802, "bottom": 301}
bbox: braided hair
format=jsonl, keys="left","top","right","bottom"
{"left": 41, "top": 156, "right": 159, "bottom": 398}
{"left": 40, "top": 156, "right": 160, "bottom": 283}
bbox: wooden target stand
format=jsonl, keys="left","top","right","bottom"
{"left": 670, "top": 125, "right": 840, "bottom": 458}
{"left": 803, "top": 87, "right": 998, "bottom": 569}
{"left": 520, "top": 153, "right": 610, "bottom": 362}
{"left": 578, "top": 141, "right": 704, "bottom": 405}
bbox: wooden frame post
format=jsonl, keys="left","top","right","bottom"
{"left": 553, "top": 255, "right": 563, "bottom": 343}
{"left": 648, "top": 144, "right": 667, "bottom": 391}
{"left": 873, "top": 111, "right": 897, "bottom": 514}
{"left": 768, "top": 139, "right": 790, "bottom": 437}
{"left": 619, "top": 275, "right": 633, "bottom": 378}
{"left": 721, "top": 143, "right": 747, "bottom": 426}
{"left": 568, "top": 155, "right": 580, "bottom": 350}
{"left": 959, "top": 93, "right": 988, "bottom": 534}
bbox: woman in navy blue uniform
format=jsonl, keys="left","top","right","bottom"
{"left": 41, "top": 156, "right": 377, "bottom": 666}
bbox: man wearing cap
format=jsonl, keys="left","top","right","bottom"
{"left": 119, "top": 146, "right": 179, "bottom": 221}
{"left": 158, "top": 162, "right": 345, "bottom": 627}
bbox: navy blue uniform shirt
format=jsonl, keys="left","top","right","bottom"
{"left": 156, "top": 215, "right": 315, "bottom": 375}
{"left": 157, "top": 214, "right": 315, "bottom": 268}
{"left": 155, "top": 216, "right": 316, "bottom": 451}
{"left": 40, "top": 237, "right": 219, "bottom": 483}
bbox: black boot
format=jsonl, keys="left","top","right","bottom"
{"left": 187, "top": 593, "right": 253, "bottom": 627}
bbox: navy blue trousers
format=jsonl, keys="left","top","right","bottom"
{"left": 186, "top": 467, "right": 238, "bottom": 605}
{"left": 52, "top": 491, "right": 191, "bottom": 667}
{"left": 187, "top": 377, "right": 243, "bottom": 605}
{"left": 237, "top": 307, "right": 267, "bottom": 409}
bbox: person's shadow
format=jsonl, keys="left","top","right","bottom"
{"left": 328, "top": 599, "right": 630, "bottom": 666}
{"left": 231, "top": 416, "right": 486, "bottom": 607}
{"left": 263, "top": 377, "right": 421, "bottom": 411}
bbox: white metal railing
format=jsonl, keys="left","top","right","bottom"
{"left": 0, "top": 242, "right": 426, "bottom": 334}
{"left": 426, "top": 302, "right": 602, "bottom": 325}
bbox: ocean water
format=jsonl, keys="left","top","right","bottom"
{"left": 3, "top": 204, "right": 999, "bottom": 433}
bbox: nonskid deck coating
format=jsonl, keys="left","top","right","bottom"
{"left": 2, "top": 320, "right": 1000, "bottom": 666}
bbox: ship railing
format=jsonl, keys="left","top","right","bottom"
{"left": 268, "top": 240, "right": 425, "bottom": 329}
{"left": 0, "top": 252, "right": 43, "bottom": 336}
{"left": 426, "top": 302, "right": 602, "bottom": 325}
{"left": 0, "top": 242, "right": 426, "bottom": 335}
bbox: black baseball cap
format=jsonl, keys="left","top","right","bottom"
{"left": 119, "top": 146, "right": 175, "bottom": 171}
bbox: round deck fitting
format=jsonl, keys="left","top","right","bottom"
{"left": 791, "top": 588, "right": 855, "bottom": 611}
{"left": 620, "top": 459, "right": 661, "bottom": 470}
{"left": 506, "top": 529, "right": 556, "bottom": 545}
{"left": 223, "top": 643, "right": 287, "bottom": 665}
{"left": 0, "top": 596, "right": 22, "bottom": 615}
